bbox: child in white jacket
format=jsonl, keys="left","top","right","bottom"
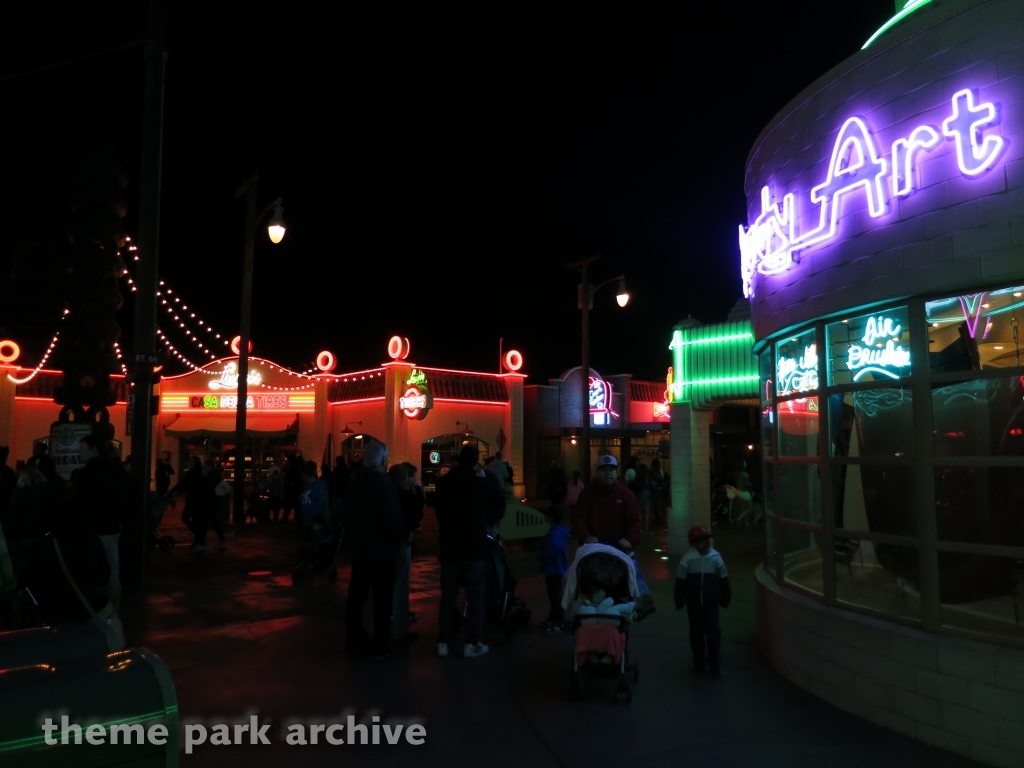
{"left": 674, "top": 525, "right": 731, "bottom": 677}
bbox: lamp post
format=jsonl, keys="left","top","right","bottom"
{"left": 564, "top": 255, "right": 629, "bottom": 482}
{"left": 232, "top": 170, "right": 285, "bottom": 522}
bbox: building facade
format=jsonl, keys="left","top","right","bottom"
{"left": 743, "top": 1, "right": 1024, "bottom": 763}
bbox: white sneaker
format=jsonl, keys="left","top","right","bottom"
{"left": 437, "top": 643, "right": 449, "bottom": 658}
{"left": 190, "top": 545, "right": 205, "bottom": 554}
{"left": 464, "top": 643, "right": 489, "bottom": 658}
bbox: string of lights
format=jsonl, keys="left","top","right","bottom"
{"left": 156, "top": 327, "right": 212, "bottom": 373}
{"left": 113, "top": 340, "right": 128, "bottom": 376}
{"left": 7, "top": 309, "right": 69, "bottom": 384}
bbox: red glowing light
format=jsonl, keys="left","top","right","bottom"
{"left": 0, "top": 340, "right": 21, "bottom": 364}
{"left": 230, "top": 336, "right": 254, "bottom": 355}
{"left": 503, "top": 349, "right": 523, "bottom": 372}
{"left": 316, "top": 351, "right": 336, "bottom": 372}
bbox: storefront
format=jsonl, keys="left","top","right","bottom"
{"left": 741, "top": 0, "right": 1024, "bottom": 760}
{"left": 156, "top": 338, "right": 527, "bottom": 496}
{"left": 523, "top": 366, "right": 670, "bottom": 499}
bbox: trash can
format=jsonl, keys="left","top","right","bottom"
{"left": 0, "top": 647, "right": 178, "bottom": 768}
{"left": 0, "top": 623, "right": 110, "bottom": 668}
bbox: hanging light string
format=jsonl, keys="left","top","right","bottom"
{"left": 157, "top": 281, "right": 225, "bottom": 359}
{"left": 7, "top": 309, "right": 69, "bottom": 384}
{"left": 113, "top": 340, "right": 128, "bottom": 376}
{"left": 156, "top": 327, "right": 212, "bottom": 373}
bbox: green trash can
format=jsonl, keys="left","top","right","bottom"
{"left": 0, "top": 623, "right": 110, "bottom": 668}
{"left": 0, "top": 647, "right": 178, "bottom": 768}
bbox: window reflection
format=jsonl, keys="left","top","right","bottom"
{"left": 932, "top": 376, "right": 1024, "bottom": 457}
{"left": 835, "top": 542, "right": 921, "bottom": 620}
{"left": 830, "top": 388, "right": 913, "bottom": 458}
{"left": 927, "top": 286, "right": 1024, "bottom": 373}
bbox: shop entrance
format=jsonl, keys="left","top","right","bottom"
{"left": 421, "top": 434, "right": 490, "bottom": 502}
{"left": 178, "top": 434, "right": 299, "bottom": 485}
{"left": 340, "top": 433, "right": 380, "bottom": 466}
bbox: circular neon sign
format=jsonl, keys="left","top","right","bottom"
{"left": 503, "top": 349, "right": 523, "bottom": 372}
{"left": 316, "top": 351, "right": 336, "bottom": 372}
{"left": 0, "top": 340, "right": 21, "bottom": 364}
{"left": 387, "top": 335, "right": 411, "bottom": 360}
{"left": 230, "top": 336, "right": 254, "bottom": 355}
{"left": 401, "top": 386, "right": 428, "bottom": 419}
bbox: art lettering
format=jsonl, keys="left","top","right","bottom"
{"left": 777, "top": 344, "right": 818, "bottom": 395}
{"left": 846, "top": 315, "right": 911, "bottom": 381}
{"left": 740, "top": 89, "right": 1006, "bottom": 297}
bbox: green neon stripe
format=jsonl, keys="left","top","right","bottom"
{"left": 862, "top": 0, "right": 933, "bottom": 49}
{"left": 0, "top": 709, "right": 173, "bottom": 752}
{"left": 673, "top": 333, "right": 753, "bottom": 347}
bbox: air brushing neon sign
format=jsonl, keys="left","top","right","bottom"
{"left": 740, "top": 89, "right": 1007, "bottom": 297}
{"left": 846, "top": 315, "right": 911, "bottom": 381}
{"left": 777, "top": 344, "right": 818, "bottom": 396}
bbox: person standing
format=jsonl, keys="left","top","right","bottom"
{"left": 544, "top": 460, "right": 567, "bottom": 505}
{"left": 265, "top": 465, "right": 284, "bottom": 522}
{"left": 298, "top": 468, "right": 329, "bottom": 531}
{"left": 343, "top": 441, "right": 406, "bottom": 660}
{"left": 388, "top": 462, "right": 424, "bottom": 644}
{"left": 434, "top": 444, "right": 505, "bottom": 658}
{"left": 539, "top": 503, "right": 570, "bottom": 632}
{"left": 674, "top": 525, "right": 731, "bottom": 677}
{"left": 282, "top": 457, "right": 304, "bottom": 523}
{"left": 566, "top": 470, "right": 585, "bottom": 511}
{"left": 571, "top": 454, "right": 655, "bottom": 618}
{"left": 155, "top": 457, "right": 175, "bottom": 497}
{"left": 485, "top": 451, "right": 509, "bottom": 488}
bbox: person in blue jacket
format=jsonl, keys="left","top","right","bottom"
{"left": 539, "top": 504, "right": 570, "bottom": 632}
{"left": 674, "top": 525, "right": 731, "bottom": 677}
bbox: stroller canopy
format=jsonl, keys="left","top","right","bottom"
{"left": 561, "top": 543, "right": 640, "bottom": 613}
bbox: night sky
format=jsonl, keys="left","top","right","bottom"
{"left": 0, "top": 1, "right": 897, "bottom": 384}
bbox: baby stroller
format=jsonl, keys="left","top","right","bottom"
{"left": 564, "top": 546, "right": 640, "bottom": 703}
{"left": 454, "top": 533, "right": 531, "bottom": 641}
{"left": 292, "top": 515, "right": 345, "bottom": 584}
{"left": 147, "top": 492, "right": 176, "bottom": 552}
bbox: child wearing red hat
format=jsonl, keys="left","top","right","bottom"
{"left": 674, "top": 525, "right": 731, "bottom": 677}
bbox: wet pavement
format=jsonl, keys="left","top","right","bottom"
{"left": 124, "top": 509, "right": 979, "bottom": 767}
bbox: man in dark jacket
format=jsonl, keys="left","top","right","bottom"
{"left": 343, "top": 441, "right": 406, "bottom": 660}
{"left": 434, "top": 444, "right": 505, "bottom": 658}
{"left": 74, "top": 435, "right": 129, "bottom": 612}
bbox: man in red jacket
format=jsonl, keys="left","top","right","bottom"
{"left": 572, "top": 454, "right": 654, "bottom": 617}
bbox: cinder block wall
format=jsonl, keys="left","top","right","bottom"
{"left": 757, "top": 567, "right": 1024, "bottom": 768}
{"left": 747, "top": 0, "right": 1024, "bottom": 340}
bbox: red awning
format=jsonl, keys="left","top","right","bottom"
{"left": 161, "top": 412, "right": 298, "bottom": 438}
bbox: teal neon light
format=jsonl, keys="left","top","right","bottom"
{"left": 669, "top": 321, "right": 758, "bottom": 406}
{"left": 675, "top": 375, "right": 759, "bottom": 389}
{"left": 668, "top": 332, "right": 753, "bottom": 348}
{"left": 862, "top": 0, "right": 933, "bottom": 49}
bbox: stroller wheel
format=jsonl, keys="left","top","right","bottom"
{"left": 159, "top": 536, "right": 175, "bottom": 552}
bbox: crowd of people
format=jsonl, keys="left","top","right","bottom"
{"left": 0, "top": 438, "right": 134, "bottom": 651}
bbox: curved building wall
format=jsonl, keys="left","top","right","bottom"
{"left": 744, "top": 0, "right": 1024, "bottom": 341}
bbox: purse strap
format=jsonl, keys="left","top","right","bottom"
{"left": 51, "top": 538, "right": 98, "bottom": 619}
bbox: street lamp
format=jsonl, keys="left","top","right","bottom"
{"left": 231, "top": 170, "right": 285, "bottom": 522}
{"left": 564, "top": 255, "right": 629, "bottom": 482}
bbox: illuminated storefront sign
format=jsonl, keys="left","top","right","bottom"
{"left": 846, "top": 315, "right": 911, "bottom": 381}
{"left": 740, "top": 89, "right": 1007, "bottom": 297}
{"left": 160, "top": 392, "right": 315, "bottom": 412}
{"left": 208, "top": 362, "right": 263, "bottom": 390}
{"left": 400, "top": 369, "right": 433, "bottom": 420}
{"left": 777, "top": 344, "right": 818, "bottom": 396}
{"left": 589, "top": 376, "right": 618, "bottom": 426}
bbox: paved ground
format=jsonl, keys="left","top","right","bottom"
{"left": 124, "top": 508, "right": 980, "bottom": 767}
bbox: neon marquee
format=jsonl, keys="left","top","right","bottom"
{"left": 208, "top": 362, "right": 263, "bottom": 390}
{"left": 589, "top": 376, "right": 619, "bottom": 426}
{"left": 777, "top": 344, "right": 818, "bottom": 396}
{"left": 401, "top": 369, "right": 432, "bottom": 420}
{"left": 740, "top": 89, "right": 1006, "bottom": 297}
{"left": 846, "top": 315, "right": 911, "bottom": 381}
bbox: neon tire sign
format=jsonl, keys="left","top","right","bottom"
{"left": 0, "top": 340, "right": 21, "bottom": 364}
{"left": 388, "top": 336, "right": 411, "bottom": 360}
{"left": 503, "top": 349, "right": 523, "bottom": 372}
{"left": 230, "top": 336, "right": 254, "bottom": 355}
{"left": 400, "top": 387, "right": 431, "bottom": 419}
{"left": 316, "top": 351, "right": 336, "bottom": 372}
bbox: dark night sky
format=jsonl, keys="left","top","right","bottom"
{"left": 0, "top": 1, "right": 897, "bottom": 384}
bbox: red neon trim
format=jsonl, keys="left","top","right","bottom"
{"left": 14, "top": 396, "right": 130, "bottom": 405}
{"left": 329, "top": 397, "right": 386, "bottom": 405}
{"left": 416, "top": 365, "right": 516, "bottom": 378}
{"left": 322, "top": 368, "right": 386, "bottom": 379}
{"left": 432, "top": 398, "right": 508, "bottom": 405}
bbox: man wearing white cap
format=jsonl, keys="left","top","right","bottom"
{"left": 571, "top": 454, "right": 654, "bottom": 617}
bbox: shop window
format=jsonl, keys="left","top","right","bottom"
{"left": 935, "top": 465, "right": 1024, "bottom": 548}
{"left": 927, "top": 284, "right": 1024, "bottom": 374}
{"left": 835, "top": 542, "right": 920, "bottom": 621}
{"left": 831, "top": 464, "right": 916, "bottom": 536}
{"left": 826, "top": 307, "right": 910, "bottom": 386}
{"left": 778, "top": 396, "right": 818, "bottom": 457}
{"left": 781, "top": 524, "right": 822, "bottom": 595}
{"left": 760, "top": 407, "right": 774, "bottom": 457}
{"left": 939, "top": 553, "right": 1024, "bottom": 639}
{"left": 829, "top": 388, "right": 913, "bottom": 458}
{"left": 765, "top": 515, "right": 777, "bottom": 574}
{"left": 759, "top": 347, "right": 773, "bottom": 405}
{"left": 776, "top": 329, "right": 818, "bottom": 397}
{"left": 778, "top": 462, "right": 821, "bottom": 524}
{"left": 932, "top": 375, "right": 1024, "bottom": 457}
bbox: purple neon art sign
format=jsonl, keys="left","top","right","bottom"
{"left": 739, "top": 89, "right": 1008, "bottom": 298}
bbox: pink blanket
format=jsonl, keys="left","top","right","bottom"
{"left": 575, "top": 624, "right": 625, "bottom": 665}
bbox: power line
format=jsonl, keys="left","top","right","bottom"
{"left": 0, "top": 38, "right": 144, "bottom": 83}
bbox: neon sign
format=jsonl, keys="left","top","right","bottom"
{"left": 777, "top": 344, "right": 818, "bottom": 395}
{"left": 400, "top": 369, "right": 432, "bottom": 420}
{"left": 846, "top": 315, "right": 911, "bottom": 381}
{"left": 589, "top": 376, "right": 618, "bottom": 426}
{"left": 208, "top": 362, "right": 262, "bottom": 390}
{"left": 429, "top": 451, "right": 440, "bottom": 464}
{"left": 740, "top": 89, "right": 1006, "bottom": 297}
{"left": 190, "top": 394, "right": 300, "bottom": 409}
